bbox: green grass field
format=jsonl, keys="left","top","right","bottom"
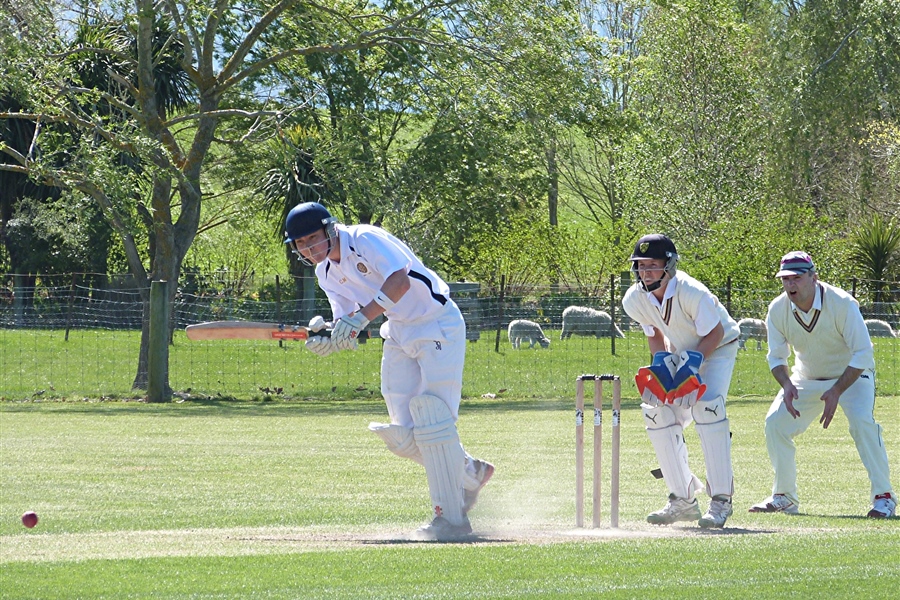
{"left": 2, "top": 328, "right": 898, "bottom": 399}
{"left": 1, "top": 393, "right": 897, "bottom": 599}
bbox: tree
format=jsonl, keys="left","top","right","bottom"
{"left": 257, "top": 125, "right": 329, "bottom": 317}
{"left": 1, "top": 0, "right": 486, "bottom": 399}
{"left": 762, "top": 0, "right": 900, "bottom": 219}
{"left": 622, "top": 0, "right": 767, "bottom": 247}
{"left": 559, "top": 0, "right": 647, "bottom": 233}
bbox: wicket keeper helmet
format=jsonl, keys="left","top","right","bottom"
{"left": 630, "top": 233, "right": 679, "bottom": 292}
{"left": 284, "top": 202, "right": 339, "bottom": 265}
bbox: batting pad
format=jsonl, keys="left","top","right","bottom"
{"left": 693, "top": 396, "right": 734, "bottom": 498}
{"left": 369, "top": 422, "right": 424, "bottom": 465}
{"left": 410, "top": 395, "right": 466, "bottom": 526}
{"left": 645, "top": 406, "right": 702, "bottom": 499}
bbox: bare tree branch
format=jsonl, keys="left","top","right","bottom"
{"left": 810, "top": 24, "right": 862, "bottom": 79}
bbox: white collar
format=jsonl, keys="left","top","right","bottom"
{"left": 790, "top": 282, "right": 823, "bottom": 314}
{"left": 645, "top": 274, "right": 676, "bottom": 308}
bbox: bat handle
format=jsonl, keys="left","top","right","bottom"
{"left": 307, "top": 329, "right": 369, "bottom": 341}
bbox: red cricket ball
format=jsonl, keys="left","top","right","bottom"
{"left": 21, "top": 511, "right": 38, "bottom": 529}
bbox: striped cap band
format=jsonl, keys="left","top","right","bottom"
{"left": 776, "top": 251, "right": 815, "bottom": 278}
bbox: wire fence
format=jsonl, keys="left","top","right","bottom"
{"left": 1, "top": 273, "right": 898, "bottom": 399}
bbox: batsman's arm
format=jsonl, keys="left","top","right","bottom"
{"left": 358, "top": 269, "right": 410, "bottom": 321}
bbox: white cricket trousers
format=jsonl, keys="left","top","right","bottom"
{"left": 379, "top": 300, "right": 466, "bottom": 427}
{"left": 764, "top": 369, "right": 893, "bottom": 505}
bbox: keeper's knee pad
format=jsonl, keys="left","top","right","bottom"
{"left": 643, "top": 404, "right": 701, "bottom": 499}
{"left": 642, "top": 403, "right": 678, "bottom": 430}
{"left": 692, "top": 395, "right": 726, "bottom": 425}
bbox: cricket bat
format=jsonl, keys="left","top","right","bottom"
{"left": 185, "top": 321, "right": 325, "bottom": 341}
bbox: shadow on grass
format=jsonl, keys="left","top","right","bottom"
{"left": 692, "top": 526, "right": 778, "bottom": 535}
{"left": 360, "top": 534, "right": 515, "bottom": 545}
{"left": 808, "top": 514, "right": 897, "bottom": 521}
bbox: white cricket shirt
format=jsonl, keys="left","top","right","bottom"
{"left": 315, "top": 224, "right": 450, "bottom": 324}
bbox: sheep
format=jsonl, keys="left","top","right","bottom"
{"left": 560, "top": 306, "right": 625, "bottom": 340}
{"left": 865, "top": 319, "right": 898, "bottom": 338}
{"left": 507, "top": 319, "right": 551, "bottom": 349}
{"left": 737, "top": 318, "right": 767, "bottom": 350}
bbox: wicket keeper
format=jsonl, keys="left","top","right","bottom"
{"left": 623, "top": 234, "right": 740, "bottom": 528}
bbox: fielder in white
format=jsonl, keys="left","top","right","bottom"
{"left": 284, "top": 202, "right": 494, "bottom": 540}
{"left": 749, "top": 251, "right": 895, "bottom": 518}
{"left": 623, "top": 234, "right": 740, "bottom": 528}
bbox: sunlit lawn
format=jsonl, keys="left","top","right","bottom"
{"left": 1, "top": 392, "right": 897, "bottom": 599}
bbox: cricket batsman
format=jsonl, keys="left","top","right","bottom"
{"left": 284, "top": 202, "right": 494, "bottom": 540}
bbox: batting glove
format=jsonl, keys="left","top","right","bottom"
{"left": 305, "top": 335, "right": 338, "bottom": 357}
{"left": 666, "top": 350, "right": 707, "bottom": 406}
{"left": 332, "top": 312, "right": 369, "bottom": 350}
{"left": 308, "top": 315, "right": 330, "bottom": 333}
{"left": 635, "top": 351, "right": 677, "bottom": 407}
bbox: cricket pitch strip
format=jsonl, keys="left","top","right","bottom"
{"left": 2, "top": 523, "right": 772, "bottom": 563}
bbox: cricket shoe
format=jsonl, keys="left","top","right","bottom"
{"left": 867, "top": 493, "right": 896, "bottom": 518}
{"left": 698, "top": 495, "right": 733, "bottom": 528}
{"left": 748, "top": 494, "right": 799, "bottom": 514}
{"left": 646, "top": 493, "right": 701, "bottom": 525}
{"left": 463, "top": 459, "right": 495, "bottom": 514}
{"left": 413, "top": 516, "right": 473, "bottom": 541}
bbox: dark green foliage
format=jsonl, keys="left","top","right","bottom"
{"left": 849, "top": 214, "right": 900, "bottom": 304}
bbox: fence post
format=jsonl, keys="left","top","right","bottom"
{"left": 726, "top": 276, "right": 732, "bottom": 317}
{"left": 619, "top": 271, "right": 631, "bottom": 331}
{"left": 65, "top": 273, "right": 78, "bottom": 342}
{"left": 276, "top": 275, "right": 283, "bottom": 348}
{"left": 302, "top": 268, "right": 317, "bottom": 324}
{"left": 148, "top": 280, "right": 170, "bottom": 403}
{"left": 13, "top": 273, "right": 25, "bottom": 326}
{"left": 494, "top": 274, "right": 506, "bottom": 353}
{"left": 609, "top": 273, "right": 617, "bottom": 356}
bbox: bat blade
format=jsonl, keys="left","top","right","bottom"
{"left": 185, "top": 321, "right": 314, "bottom": 341}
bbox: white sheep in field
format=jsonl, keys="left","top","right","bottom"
{"left": 737, "top": 318, "right": 767, "bottom": 350}
{"left": 507, "top": 319, "right": 551, "bottom": 349}
{"left": 560, "top": 306, "right": 625, "bottom": 340}
{"left": 865, "top": 319, "right": 898, "bottom": 338}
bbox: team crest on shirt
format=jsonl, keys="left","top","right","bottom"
{"left": 356, "top": 262, "right": 369, "bottom": 274}
{"left": 639, "top": 242, "right": 649, "bottom": 253}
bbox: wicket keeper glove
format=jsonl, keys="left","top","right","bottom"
{"left": 635, "top": 351, "right": 677, "bottom": 407}
{"left": 666, "top": 350, "right": 707, "bottom": 407}
{"left": 305, "top": 335, "right": 338, "bottom": 357}
{"left": 332, "top": 312, "right": 369, "bottom": 350}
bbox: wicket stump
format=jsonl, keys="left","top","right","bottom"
{"left": 575, "top": 374, "right": 621, "bottom": 528}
